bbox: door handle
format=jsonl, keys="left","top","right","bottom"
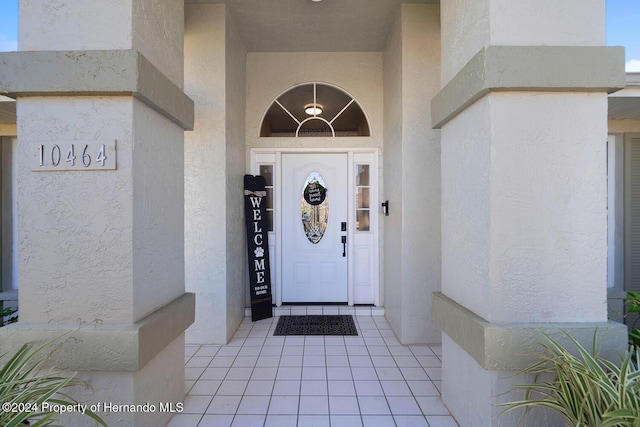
{"left": 341, "top": 235, "right": 347, "bottom": 257}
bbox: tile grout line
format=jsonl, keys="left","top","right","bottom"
{"left": 202, "top": 320, "right": 252, "bottom": 427}
{"left": 359, "top": 315, "right": 434, "bottom": 424}
{"left": 180, "top": 314, "right": 455, "bottom": 427}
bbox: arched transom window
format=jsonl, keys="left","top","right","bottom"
{"left": 260, "top": 83, "right": 370, "bottom": 137}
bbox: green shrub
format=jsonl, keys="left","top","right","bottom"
{"left": 1, "top": 305, "right": 18, "bottom": 327}
{"left": 0, "top": 337, "right": 107, "bottom": 426}
{"left": 625, "top": 291, "right": 640, "bottom": 348}
{"left": 500, "top": 330, "right": 640, "bottom": 427}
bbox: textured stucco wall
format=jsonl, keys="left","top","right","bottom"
{"left": 16, "top": 96, "right": 184, "bottom": 324}
{"left": 440, "top": 0, "right": 605, "bottom": 85}
{"left": 442, "top": 93, "right": 609, "bottom": 324}
{"left": 132, "top": 99, "right": 185, "bottom": 322}
{"left": 132, "top": 0, "right": 184, "bottom": 88}
{"left": 382, "top": 5, "right": 441, "bottom": 343}
{"left": 439, "top": 1, "right": 614, "bottom": 425}
{"left": 441, "top": 334, "right": 564, "bottom": 426}
{"left": 20, "top": 0, "right": 184, "bottom": 89}
{"left": 9, "top": 2, "right": 190, "bottom": 425}
{"left": 399, "top": 4, "right": 441, "bottom": 343}
{"left": 54, "top": 334, "right": 185, "bottom": 427}
{"left": 185, "top": 4, "right": 247, "bottom": 344}
{"left": 489, "top": 93, "right": 608, "bottom": 322}
{"left": 441, "top": 97, "right": 492, "bottom": 319}
{"left": 440, "top": 0, "right": 489, "bottom": 85}
{"left": 382, "top": 9, "right": 404, "bottom": 340}
{"left": 17, "top": 96, "right": 135, "bottom": 323}
{"left": 184, "top": 4, "right": 228, "bottom": 344}
{"left": 224, "top": 8, "right": 247, "bottom": 341}
{"left": 20, "top": 0, "right": 132, "bottom": 51}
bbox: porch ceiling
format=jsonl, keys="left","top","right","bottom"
{"left": 0, "top": 96, "right": 16, "bottom": 125}
{"left": 609, "top": 73, "right": 640, "bottom": 120}
{"left": 185, "top": 0, "right": 438, "bottom": 52}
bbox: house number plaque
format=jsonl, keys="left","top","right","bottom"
{"left": 34, "top": 140, "right": 117, "bottom": 171}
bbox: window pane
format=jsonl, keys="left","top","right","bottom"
{"left": 298, "top": 119, "right": 333, "bottom": 137}
{"left": 266, "top": 210, "right": 273, "bottom": 232}
{"left": 356, "top": 210, "right": 370, "bottom": 231}
{"left": 266, "top": 188, "right": 274, "bottom": 209}
{"left": 260, "top": 165, "right": 273, "bottom": 186}
{"left": 356, "top": 165, "right": 370, "bottom": 186}
{"left": 356, "top": 187, "right": 370, "bottom": 209}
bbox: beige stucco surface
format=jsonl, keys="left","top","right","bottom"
{"left": 437, "top": 0, "right": 622, "bottom": 425}
{"left": 382, "top": 4, "right": 403, "bottom": 341}
{"left": 440, "top": 0, "right": 606, "bottom": 85}
{"left": 442, "top": 93, "right": 610, "bottom": 324}
{"left": 15, "top": 97, "right": 185, "bottom": 325}
{"left": 17, "top": 96, "right": 135, "bottom": 323}
{"left": 431, "top": 45, "right": 625, "bottom": 128}
{"left": 184, "top": 4, "right": 247, "bottom": 344}
{"left": 383, "top": 5, "right": 442, "bottom": 344}
{"left": 441, "top": 334, "right": 565, "bottom": 427}
{"left": 224, "top": 7, "right": 248, "bottom": 341}
{"left": 433, "top": 292, "right": 627, "bottom": 370}
{"left": 2, "top": 2, "right": 193, "bottom": 425}
{"left": 440, "top": 0, "right": 490, "bottom": 85}
{"left": 57, "top": 335, "right": 186, "bottom": 427}
{"left": 0, "top": 50, "right": 194, "bottom": 130}
{"left": 489, "top": 93, "right": 609, "bottom": 322}
{"left": 184, "top": 4, "right": 228, "bottom": 344}
{"left": 20, "top": 0, "right": 185, "bottom": 89}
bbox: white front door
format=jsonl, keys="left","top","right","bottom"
{"left": 282, "top": 153, "right": 348, "bottom": 303}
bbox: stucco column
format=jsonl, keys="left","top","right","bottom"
{"left": 383, "top": 4, "right": 442, "bottom": 344}
{"left": 184, "top": 4, "right": 247, "bottom": 344}
{"left": 432, "top": 1, "right": 627, "bottom": 425}
{"left": 0, "top": 1, "right": 194, "bottom": 426}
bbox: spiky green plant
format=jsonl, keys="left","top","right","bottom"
{"left": 625, "top": 291, "right": 640, "bottom": 348}
{"left": 500, "top": 330, "right": 640, "bottom": 427}
{"left": 1, "top": 305, "right": 18, "bottom": 327}
{"left": 0, "top": 338, "right": 107, "bottom": 426}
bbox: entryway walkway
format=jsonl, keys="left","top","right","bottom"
{"left": 168, "top": 310, "right": 458, "bottom": 427}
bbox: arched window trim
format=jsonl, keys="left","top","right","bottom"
{"left": 260, "top": 82, "right": 371, "bottom": 138}
{"left": 297, "top": 117, "right": 335, "bottom": 138}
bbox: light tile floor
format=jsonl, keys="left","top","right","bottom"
{"left": 168, "top": 314, "right": 458, "bottom": 427}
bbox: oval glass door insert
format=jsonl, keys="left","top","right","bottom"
{"left": 301, "top": 172, "right": 329, "bottom": 244}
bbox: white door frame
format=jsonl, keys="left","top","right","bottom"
{"left": 250, "top": 147, "right": 380, "bottom": 307}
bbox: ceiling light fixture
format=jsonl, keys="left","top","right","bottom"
{"left": 304, "top": 103, "right": 323, "bottom": 115}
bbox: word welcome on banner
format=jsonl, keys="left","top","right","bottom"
{"left": 244, "top": 175, "right": 273, "bottom": 321}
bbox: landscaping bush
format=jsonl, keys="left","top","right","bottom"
{"left": 0, "top": 337, "right": 107, "bottom": 426}
{"left": 501, "top": 330, "right": 640, "bottom": 427}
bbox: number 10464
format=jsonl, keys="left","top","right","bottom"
{"left": 34, "top": 141, "right": 116, "bottom": 171}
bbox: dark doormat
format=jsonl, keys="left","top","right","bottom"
{"left": 273, "top": 315, "right": 358, "bottom": 336}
